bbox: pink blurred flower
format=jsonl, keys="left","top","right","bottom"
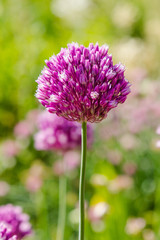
{"left": 25, "top": 163, "right": 45, "bottom": 193}
{"left": 14, "top": 109, "right": 40, "bottom": 139}
{"left": 14, "top": 110, "right": 40, "bottom": 139}
{"left": 53, "top": 160, "right": 64, "bottom": 176}
{"left": 119, "top": 134, "right": 137, "bottom": 150}
{"left": 127, "top": 68, "right": 147, "bottom": 97}
{"left": 156, "top": 140, "right": 160, "bottom": 148}
{"left": 151, "top": 103, "right": 160, "bottom": 118}
{"left": 107, "top": 150, "right": 122, "bottom": 165}
{"left": 88, "top": 202, "right": 109, "bottom": 222}
{"left": 63, "top": 151, "right": 80, "bottom": 171}
{"left": 53, "top": 151, "right": 80, "bottom": 175}
{"left": 98, "top": 118, "right": 122, "bottom": 140}
{"left": 0, "top": 181, "right": 10, "bottom": 197}
{"left": 14, "top": 120, "right": 34, "bottom": 139}
{"left": 125, "top": 217, "right": 146, "bottom": 235}
{"left": 0, "top": 140, "right": 20, "bottom": 158}
{"left": 128, "top": 105, "right": 148, "bottom": 134}
{"left": 108, "top": 175, "right": 133, "bottom": 193}
{"left": 25, "top": 176, "right": 43, "bottom": 193}
{"left": 156, "top": 126, "right": 160, "bottom": 135}
{"left": 123, "top": 162, "right": 137, "bottom": 176}
{"left": 26, "top": 109, "right": 40, "bottom": 123}
{"left": 128, "top": 67, "right": 147, "bottom": 83}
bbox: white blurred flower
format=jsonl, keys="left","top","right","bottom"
{"left": 112, "top": 3, "right": 138, "bottom": 29}
{"left": 91, "top": 220, "right": 105, "bottom": 232}
{"left": 143, "top": 229, "right": 155, "bottom": 240}
{"left": 125, "top": 217, "right": 146, "bottom": 235}
{"left": 107, "top": 150, "right": 122, "bottom": 165}
{"left": 156, "top": 126, "right": 160, "bottom": 135}
{"left": 88, "top": 202, "right": 109, "bottom": 222}
{"left": 68, "top": 208, "right": 79, "bottom": 225}
{"left": 113, "top": 38, "right": 145, "bottom": 67}
{"left": 145, "top": 19, "right": 160, "bottom": 41}
{"left": 156, "top": 140, "right": 160, "bottom": 148}
{"left": 90, "top": 174, "right": 108, "bottom": 186}
{"left": 108, "top": 175, "right": 133, "bottom": 193}
{"left": 51, "top": 0, "right": 90, "bottom": 26}
{"left": 120, "top": 134, "right": 137, "bottom": 150}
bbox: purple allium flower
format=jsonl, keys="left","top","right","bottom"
{"left": 35, "top": 43, "right": 131, "bottom": 123}
{"left": 0, "top": 204, "right": 32, "bottom": 239}
{"left": 0, "top": 222, "right": 17, "bottom": 240}
{"left": 34, "top": 110, "right": 93, "bottom": 151}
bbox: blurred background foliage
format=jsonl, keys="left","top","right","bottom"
{"left": 0, "top": 0, "right": 160, "bottom": 239}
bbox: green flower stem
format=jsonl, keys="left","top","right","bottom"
{"left": 56, "top": 175, "right": 67, "bottom": 240}
{"left": 79, "top": 121, "right": 87, "bottom": 240}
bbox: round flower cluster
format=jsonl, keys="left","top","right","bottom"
{"left": 36, "top": 42, "right": 131, "bottom": 123}
{"left": 34, "top": 110, "right": 93, "bottom": 151}
{"left": 0, "top": 204, "right": 32, "bottom": 239}
{"left": 0, "top": 222, "right": 17, "bottom": 240}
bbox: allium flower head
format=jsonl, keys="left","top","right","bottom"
{"left": 34, "top": 110, "right": 93, "bottom": 151}
{"left": 36, "top": 43, "right": 131, "bottom": 123}
{"left": 0, "top": 204, "right": 32, "bottom": 239}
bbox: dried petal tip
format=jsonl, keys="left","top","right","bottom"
{"left": 36, "top": 43, "right": 131, "bottom": 123}
{"left": 90, "top": 91, "right": 99, "bottom": 100}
